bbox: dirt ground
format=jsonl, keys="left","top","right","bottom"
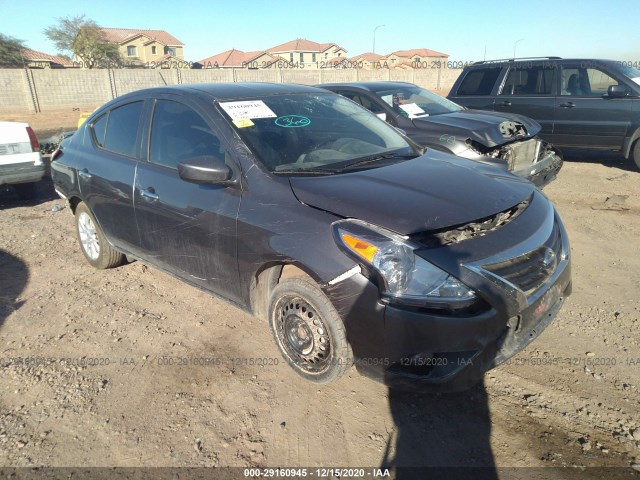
{"left": 1, "top": 110, "right": 640, "bottom": 478}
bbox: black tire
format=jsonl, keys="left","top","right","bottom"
{"left": 13, "top": 183, "right": 37, "bottom": 200}
{"left": 632, "top": 140, "right": 640, "bottom": 170}
{"left": 75, "top": 202, "right": 124, "bottom": 269}
{"left": 268, "top": 277, "right": 352, "bottom": 384}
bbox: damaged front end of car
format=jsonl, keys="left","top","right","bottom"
{"left": 463, "top": 121, "right": 563, "bottom": 188}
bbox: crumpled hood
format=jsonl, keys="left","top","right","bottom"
{"left": 289, "top": 151, "right": 536, "bottom": 235}
{"left": 412, "top": 109, "right": 541, "bottom": 148}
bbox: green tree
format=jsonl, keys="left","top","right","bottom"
{"left": 0, "top": 33, "right": 26, "bottom": 67}
{"left": 44, "top": 15, "right": 121, "bottom": 68}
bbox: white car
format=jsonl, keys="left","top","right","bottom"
{"left": 0, "top": 121, "right": 46, "bottom": 199}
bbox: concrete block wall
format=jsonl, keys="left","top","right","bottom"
{"left": 181, "top": 69, "right": 235, "bottom": 84}
{"left": 31, "top": 69, "right": 112, "bottom": 110}
{"left": 0, "top": 68, "right": 462, "bottom": 114}
{"left": 112, "top": 69, "right": 179, "bottom": 96}
{"left": 0, "top": 70, "right": 36, "bottom": 114}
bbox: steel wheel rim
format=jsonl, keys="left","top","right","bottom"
{"left": 275, "top": 296, "right": 331, "bottom": 374}
{"left": 78, "top": 212, "right": 100, "bottom": 260}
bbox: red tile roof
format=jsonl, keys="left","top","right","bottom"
{"left": 322, "top": 57, "right": 348, "bottom": 66}
{"left": 390, "top": 48, "right": 448, "bottom": 58}
{"left": 268, "top": 38, "right": 344, "bottom": 53}
{"left": 350, "top": 52, "right": 384, "bottom": 62}
{"left": 197, "top": 49, "right": 276, "bottom": 68}
{"left": 21, "top": 48, "right": 73, "bottom": 66}
{"left": 101, "top": 28, "right": 183, "bottom": 46}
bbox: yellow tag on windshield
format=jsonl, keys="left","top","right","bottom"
{"left": 233, "top": 118, "right": 255, "bottom": 128}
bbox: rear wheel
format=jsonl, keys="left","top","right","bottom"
{"left": 632, "top": 140, "right": 640, "bottom": 170}
{"left": 75, "top": 202, "right": 124, "bottom": 269}
{"left": 268, "top": 277, "right": 352, "bottom": 384}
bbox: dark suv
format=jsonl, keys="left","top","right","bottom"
{"left": 448, "top": 57, "right": 640, "bottom": 169}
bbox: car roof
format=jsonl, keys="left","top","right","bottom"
{"left": 116, "top": 82, "right": 327, "bottom": 102}
{"left": 317, "top": 81, "right": 417, "bottom": 92}
{"left": 467, "top": 58, "right": 621, "bottom": 68}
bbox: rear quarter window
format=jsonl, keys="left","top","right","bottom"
{"left": 457, "top": 68, "right": 502, "bottom": 96}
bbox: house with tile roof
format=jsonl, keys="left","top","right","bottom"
{"left": 381, "top": 48, "right": 448, "bottom": 69}
{"left": 20, "top": 49, "right": 75, "bottom": 68}
{"left": 349, "top": 52, "right": 385, "bottom": 69}
{"left": 194, "top": 49, "right": 285, "bottom": 69}
{"left": 100, "top": 28, "right": 185, "bottom": 67}
{"left": 267, "top": 39, "right": 346, "bottom": 69}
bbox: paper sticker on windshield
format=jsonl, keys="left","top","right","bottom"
{"left": 219, "top": 100, "right": 277, "bottom": 120}
{"left": 233, "top": 118, "right": 255, "bottom": 128}
{"left": 275, "top": 115, "right": 311, "bottom": 128}
{"left": 398, "top": 103, "right": 426, "bottom": 117}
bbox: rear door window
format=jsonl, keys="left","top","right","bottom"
{"left": 501, "top": 66, "right": 555, "bottom": 95}
{"left": 457, "top": 68, "right": 502, "bottom": 95}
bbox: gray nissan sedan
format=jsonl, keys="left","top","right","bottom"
{"left": 51, "top": 83, "right": 571, "bottom": 392}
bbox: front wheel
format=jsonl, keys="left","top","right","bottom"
{"left": 75, "top": 202, "right": 124, "bottom": 269}
{"left": 268, "top": 277, "right": 352, "bottom": 384}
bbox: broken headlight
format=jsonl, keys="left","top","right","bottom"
{"left": 333, "top": 219, "right": 477, "bottom": 308}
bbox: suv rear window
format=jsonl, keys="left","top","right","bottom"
{"left": 457, "top": 68, "right": 501, "bottom": 96}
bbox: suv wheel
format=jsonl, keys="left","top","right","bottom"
{"left": 268, "top": 277, "right": 352, "bottom": 384}
{"left": 75, "top": 202, "right": 124, "bottom": 269}
{"left": 633, "top": 140, "right": 640, "bottom": 170}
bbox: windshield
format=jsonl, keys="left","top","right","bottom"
{"left": 617, "top": 64, "right": 640, "bottom": 87}
{"left": 219, "top": 93, "right": 417, "bottom": 174}
{"left": 374, "top": 86, "right": 462, "bottom": 117}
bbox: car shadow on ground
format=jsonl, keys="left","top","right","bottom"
{"left": 381, "top": 383, "right": 497, "bottom": 480}
{"left": 0, "top": 250, "right": 29, "bottom": 330}
{"left": 561, "top": 149, "right": 637, "bottom": 173}
{"left": 0, "top": 174, "right": 59, "bottom": 210}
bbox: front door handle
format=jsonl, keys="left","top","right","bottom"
{"left": 140, "top": 188, "right": 159, "bottom": 201}
{"left": 559, "top": 102, "right": 576, "bottom": 108}
{"left": 78, "top": 169, "right": 92, "bottom": 180}
{"left": 498, "top": 101, "right": 512, "bottom": 107}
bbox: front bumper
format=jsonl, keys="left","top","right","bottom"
{"left": 325, "top": 198, "right": 571, "bottom": 393}
{"left": 0, "top": 162, "right": 46, "bottom": 186}
{"left": 513, "top": 148, "right": 563, "bottom": 188}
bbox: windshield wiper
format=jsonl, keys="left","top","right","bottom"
{"left": 337, "top": 152, "right": 418, "bottom": 171}
{"left": 273, "top": 168, "right": 336, "bottom": 176}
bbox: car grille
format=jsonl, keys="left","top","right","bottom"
{"left": 482, "top": 221, "right": 563, "bottom": 295}
{"left": 503, "top": 138, "right": 541, "bottom": 170}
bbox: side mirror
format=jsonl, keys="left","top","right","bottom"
{"left": 607, "top": 85, "right": 628, "bottom": 98}
{"left": 177, "top": 155, "right": 232, "bottom": 184}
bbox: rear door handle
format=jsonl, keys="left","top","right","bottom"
{"left": 140, "top": 188, "right": 159, "bottom": 201}
{"left": 559, "top": 102, "right": 576, "bottom": 108}
{"left": 78, "top": 169, "right": 92, "bottom": 180}
{"left": 498, "top": 101, "right": 512, "bottom": 107}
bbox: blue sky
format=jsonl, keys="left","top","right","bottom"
{"left": 2, "top": 0, "right": 639, "bottom": 63}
